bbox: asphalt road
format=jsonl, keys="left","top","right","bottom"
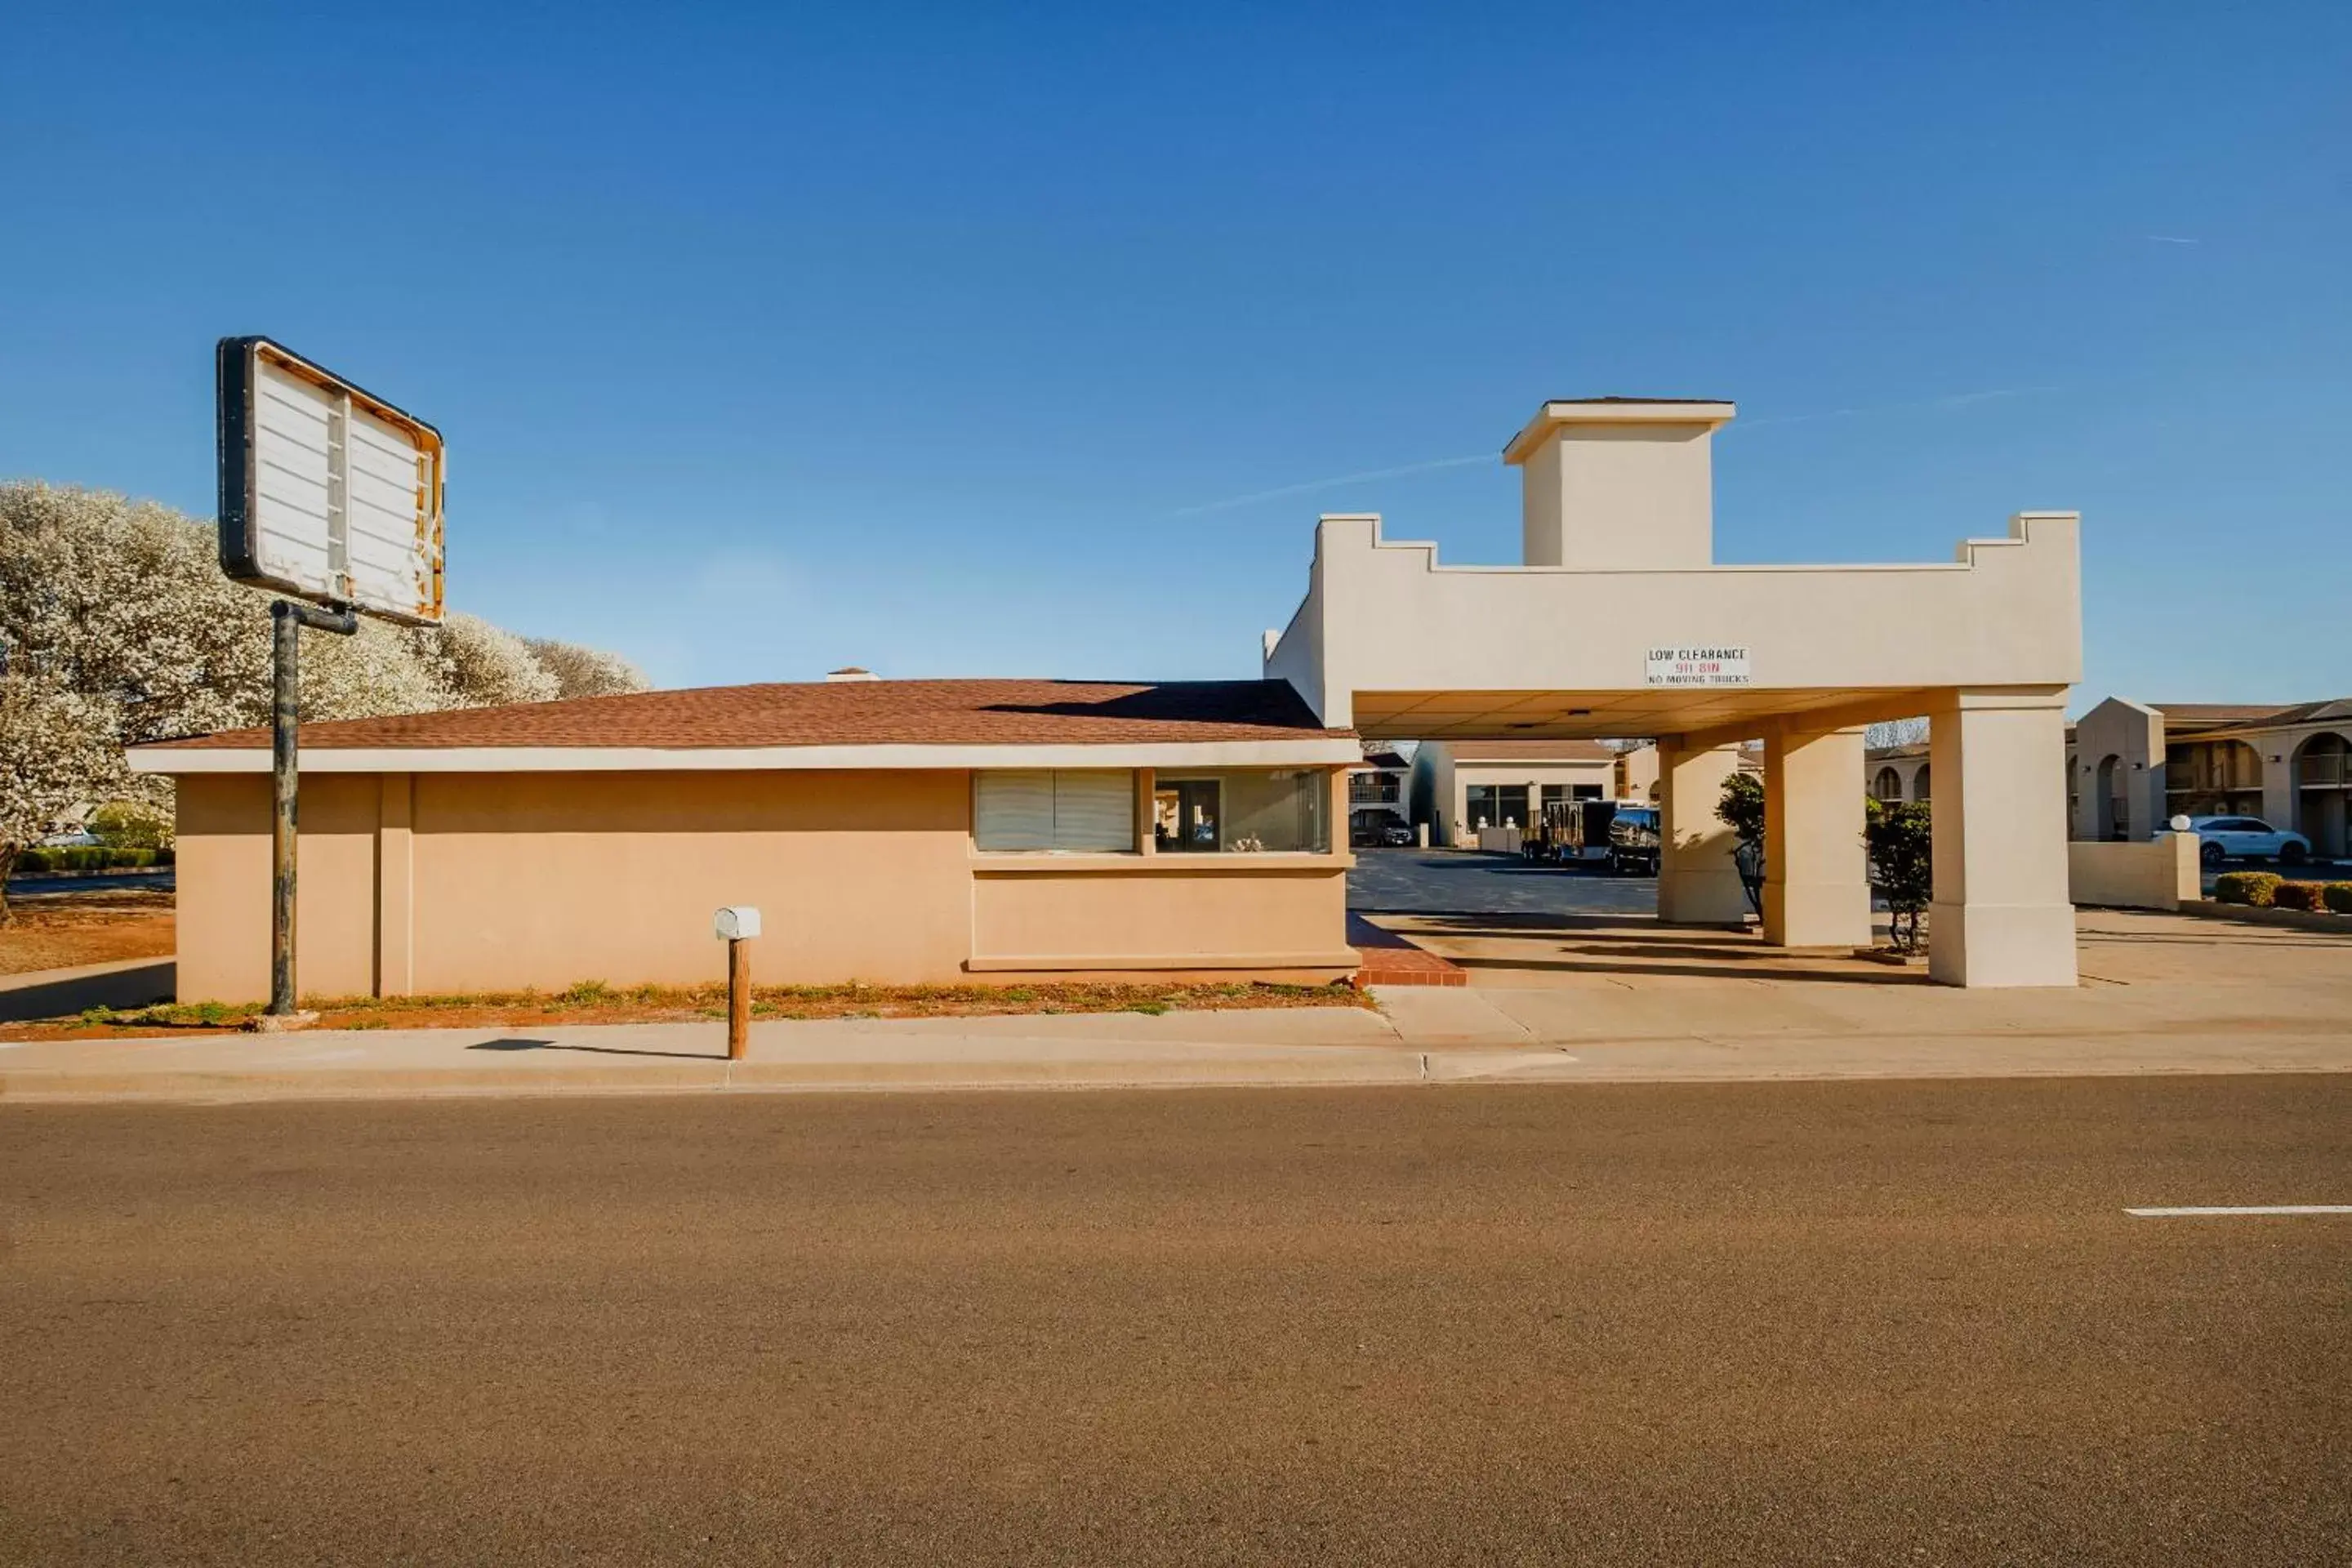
{"left": 3, "top": 1078, "right": 2346, "bottom": 1566}
{"left": 1350, "top": 846, "right": 1659, "bottom": 916}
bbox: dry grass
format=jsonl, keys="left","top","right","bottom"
{"left": 0, "top": 889, "right": 174, "bottom": 976}
{"left": 0, "top": 975, "right": 1372, "bottom": 1041}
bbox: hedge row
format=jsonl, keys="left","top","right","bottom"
{"left": 2215, "top": 871, "right": 2352, "bottom": 913}
{"left": 2272, "top": 880, "right": 2352, "bottom": 914}
{"left": 12, "top": 846, "right": 176, "bottom": 875}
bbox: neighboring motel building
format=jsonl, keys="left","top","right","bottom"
{"left": 137, "top": 394, "right": 2088, "bottom": 991}
{"left": 1408, "top": 739, "right": 1620, "bottom": 844}
{"left": 1867, "top": 742, "right": 1931, "bottom": 808}
{"left": 1345, "top": 742, "right": 1413, "bottom": 842}
{"left": 2067, "top": 696, "right": 2352, "bottom": 854}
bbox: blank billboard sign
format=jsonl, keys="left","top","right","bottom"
{"left": 216, "top": 336, "right": 444, "bottom": 626}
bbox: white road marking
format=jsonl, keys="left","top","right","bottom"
{"left": 2126, "top": 1205, "right": 2352, "bottom": 1218}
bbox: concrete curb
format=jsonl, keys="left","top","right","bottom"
{"left": 0, "top": 1049, "right": 1439, "bottom": 1103}
{"left": 2179, "top": 899, "right": 2352, "bottom": 933}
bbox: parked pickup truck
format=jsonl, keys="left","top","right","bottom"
{"left": 1606, "top": 806, "right": 1661, "bottom": 876}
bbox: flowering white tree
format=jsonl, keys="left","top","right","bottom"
{"left": 1866, "top": 716, "right": 1930, "bottom": 750}
{"left": 412, "top": 613, "right": 561, "bottom": 709}
{"left": 0, "top": 482, "right": 650, "bottom": 867}
{"left": 0, "top": 673, "right": 121, "bottom": 922}
{"left": 525, "top": 636, "right": 652, "bottom": 700}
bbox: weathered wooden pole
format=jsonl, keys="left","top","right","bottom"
{"left": 713, "top": 906, "right": 761, "bottom": 1061}
{"left": 268, "top": 599, "right": 357, "bottom": 1019}
{"left": 727, "top": 938, "right": 751, "bottom": 1060}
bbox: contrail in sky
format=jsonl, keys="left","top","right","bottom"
{"left": 1730, "top": 385, "right": 2060, "bottom": 431}
{"left": 1169, "top": 385, "right": 2059, "bottom": 514}
{"left": 1166, "top": 453, "right": 1490, "bottom": 517}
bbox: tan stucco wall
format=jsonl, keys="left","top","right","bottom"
{"left": 969, "top": 860, "right": 1352, "bottom": 970}
{"left": 406, "top": 770, "right": 975, "bottom": 991}
{"left": 1267, "top": 510, "right": 2080, "bottom": 732}
{"left": 178, "top": 774, "right": 384, "bottom": 1004}
{"left": 2068, "top": 835, "right": 2200, "bottom": 911}
{"left": 2071, "top": 697, "right": 2164, "bottom": 841}
{"left": 1521, "top": 424, "right": 1716, "bottom": 571}
{"left": 172, "top": 767, "right": 1352, "bottom": 1003}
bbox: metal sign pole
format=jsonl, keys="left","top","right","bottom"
{"left": 269, "top": 599, "right": 358, "bottom": 1018}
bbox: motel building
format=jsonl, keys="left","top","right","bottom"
{"left": 2065, "top": 696, "right": 2352, "bottom": 855}
{"left": 1407, "top": 738, "right": 1622, "bottom": 845}
{"left": 134, "top": 395, "right": 2085, "bottom": 995}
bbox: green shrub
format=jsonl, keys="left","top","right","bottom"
{"left": 88, "top": 800, "right": 173, "bottom": 850}
{"left": 1865, "top": 800, "right": 1933, "bottom": 953}
{"left": 2324, "top": 883, "right": 2352, "bottom": 915}
{"left": 2270, "top": 881, "right": 2325, "bottom": 911}
{"left": 8, "top": 845, "right": 168, "bottom": 876}
{"left": 2213, "top": 871, "right": 2283, "bottom": 907}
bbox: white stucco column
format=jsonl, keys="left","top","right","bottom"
{"left": 1762, "top": 726, "right": 1871, "bottom": 949}
{"left": 1656, "top": 740, "right": 1748, "bottom": 925}
{"left": 2261, "top": 749, "right": 2295, "bottom": 832}
{"left": 1927, "top": 689, "right": 2078, "bottom": 987}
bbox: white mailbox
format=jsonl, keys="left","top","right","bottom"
{"left": 713, "top": 906, "right": 762, "bottom": 942}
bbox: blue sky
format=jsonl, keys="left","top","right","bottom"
{"left": 4, "top": 2, "right": 2345, "bottom": 711}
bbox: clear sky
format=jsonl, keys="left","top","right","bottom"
{"left": 4, "top": 2, "right": 2345, "bottom": 712}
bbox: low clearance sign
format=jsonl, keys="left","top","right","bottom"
{"left": 1646, "top": 645, "right": 1752, "bottom": 687}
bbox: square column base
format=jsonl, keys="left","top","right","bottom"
{"left": 1762, "top": 880, "right": 1873, "bottom": 950}
{"left": 1927, "top": 900, "right": 2078, "bottom": 987}
{"left": 1659, "top": 864, "right": 1750, "bottom": 926}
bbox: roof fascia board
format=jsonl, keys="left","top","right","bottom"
{"left": 129, "top": 738, "right": 1364, "bottom": 775}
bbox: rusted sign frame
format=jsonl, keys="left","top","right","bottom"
{"left": 216, "top": 335, "right": 446, "bottom": 627}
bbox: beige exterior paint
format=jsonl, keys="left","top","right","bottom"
{"left": 170, "top": 766, "right": 1352, "bottom": 1004}
{"left": 1655, "top": 742, "right": 1748, "bottom": 925}
{"left": 1762, "top": 726, "right": 1872, "bottom": 950}
{"left": 1510, "top": 403, "right": 1733, "bottom": 572}
{"left": 1263, "top": 396, "right": 2084, "bottom": 987}
{"left": 1926, "top": 690, "right": 2077, "bottom": 987}
{"left": 2069, "top": 697, "right": 2167, "bottom": 842}
{"left": 2068, "top": 836, "right": 2200, "bottom": 911}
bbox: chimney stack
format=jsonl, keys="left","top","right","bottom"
{"left": 1503, "top": 398, "right": 1735, "bottom": 571}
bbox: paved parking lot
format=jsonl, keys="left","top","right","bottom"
{"left": 1349, "top": 847, "right": 1658, "bottom": 916}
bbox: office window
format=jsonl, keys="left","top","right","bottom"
{"left": 1154, "top": 768, "right": 1330, "bottom": 853}
{"left": 974, "top": 770, "right": 1136, "bottom": 853}
{"left": 1465, "top": 784, "right": 1530, "bottom": 830}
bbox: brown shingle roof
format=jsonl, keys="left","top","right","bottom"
{"left": 2149, "top": 702, "right": 2302, "bottom": 733}
{"left": 145, "top": 679, "right": 1347, "bottom": 751}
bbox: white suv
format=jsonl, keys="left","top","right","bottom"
{"left": 2179, "top": 815, "right": 2313, "bottom": 868}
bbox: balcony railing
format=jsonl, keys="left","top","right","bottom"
{"left": 2298, "top": 753, "right": 2349, "bottom": 788}
{"left": 1349, "top": 777, "right": 1402, "bottom": 804}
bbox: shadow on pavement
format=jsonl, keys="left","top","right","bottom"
{"left": 0, "top": 960, "right": 175, "bottom": 1022}
{"left": 1445, "top": 954, "right": 1928, "bottom": 986}
{"left": 467, "top": 1036, "right": 727, "bottom": 1062}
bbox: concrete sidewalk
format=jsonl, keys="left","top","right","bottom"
{"left": 4, "top": 981, "right": 2348, "bottom": 1103}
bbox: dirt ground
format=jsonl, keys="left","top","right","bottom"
{"left": 0, "top": 889, "right": 175, "bottom": 977}
{"left": 0, "top": 972, "right": 1370, "bottom": 1042}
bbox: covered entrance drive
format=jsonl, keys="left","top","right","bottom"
{"left": 1268, "top": 399, "right": 2084, "bottom": 988}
